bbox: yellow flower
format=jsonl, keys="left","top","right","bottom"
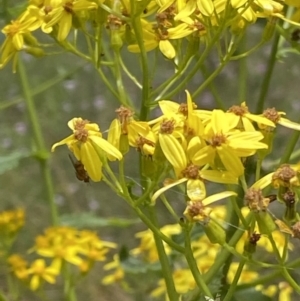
{"left": 43, "top": 0, "right": 98, "bottom": 41}
{"left": 27, "top": 259, "right": 59, "bottom": 291}
{"left": 261, "top": 107, "right": 300, "bottom": 131}
{"left": 174, "top": 0, "right": 215, "bottom": 22}
{"left": 184, "top": 191, "right": 237, "bottom": 222}
{"left": 151, "top": 135, "right": 238, "bottom": 203}
{"left": 131, "top": 224, "right": 181, "bottom": 262}
{"left": 51, "top": 117, "right": 122, "bottom": 181}
{"left": 0, "top": 12, "right": 40, "bottom": 71}
{"left": 102, "top": 254, "right": 125, "bottom": 285}
{"left": 107, "top": 106, "right": 155, "bottom": 157}
{"left": 195, "top": 109, "right": 267, "bottom": 177}
{"left": 227, "top": 102, "right": 275, "bottom": 131}
{"left": 8, "top": 254, "right": 29, "bottom": 280}
{"left": 279, "top": 282, "right": 293, "bottom": 301}
{"left": 252, "top": 163, "right": 300, "bottom": 190}
{"left": 0, "top": 208, "right": 25, "bottom": 236}
{"left": 128, "top": 19, "right": 193, "bottom": 59}
{"left": 227, "top": 262, "right": 258, "bottom": 284}
{"left": 151, "top": 269, "right": 196, "bottom": 298}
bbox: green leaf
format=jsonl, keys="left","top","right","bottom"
{"left": 0, "top": 151, "right": 30, "bottom": 175}
{"left": 59, "top": 212, "right": 140, "bottom": 228}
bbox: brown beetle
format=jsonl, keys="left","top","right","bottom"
{"left": 68, "top": 155, "right": 90, "bottom": 183}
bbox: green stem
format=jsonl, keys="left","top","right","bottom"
{"left": 183, "top": 224, "right": 213, "bottom": 298}
{"left": 238, "top": 34, "right": 247, "bottom": 103}
{"left": 113, "top": 49, "right": 134, "bottom": 109}
{"left": 237, "top": 257, "right": 300, "bottom": 291}
{"left": 282, "top": 268, "right": 300, "bottom": 293}
{"left": 147, "top": 207, "right": 179, "bottom": 301}
{"left": 200, "top": 65, "right": 225, "bottom": 110}
{"left": 133, "top": 206, "right": 185, "bottom": 253}
{"left": 223, "top": 258, "right": 246, "bottom": 301}
{"left": 204, "top": 214, "right": 253, "bottom": 284}
{"left": 18, "top": 59, "right": 58, "bottom": 226}
{"left": 129, "top": 6, "right": 150, "bottom": 120}
{"left": 0, "top": 64, "right": 84, "bottom": 110}
{"left": 255, "top": 31, "right": 280, "bottom": 114}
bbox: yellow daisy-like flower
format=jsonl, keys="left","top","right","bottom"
{"left": 0, "top": 12, "right": 40, "bottom": 71}
{"left": 131, "top": 224, "right": 181, "bottom": 263}
{"left": 151, "top": 136, "right": 238, "bottom": 203}
{"left": 128, "top": 19, "right": 193, "bottom": 59}
{"left": 108, "top": 106, "right": 155, "bottom": 157}
{"left": 260, "top": 107, "right": 300, "bottom": 131}
{"left": 184, "top": 191, "right": 237, "bottom": 222}
{"left": 43, "top": 0, "right": 98, "bottom": 41}
{"left": 102, "top": 254, "right": 125, "bottom": 285}
{"left": 51, "top": 117, "right": 122, "bottom": 182}
{"left": 251, "top": 163, "right": 300, "bottom": 190}
{"left": 194, "top": 110, "right": 268, "bottom": 177}
{"left": 27, "top": 259, "right": 59, "bottom": 291}
{"left": 226, "top": 102, "right": 275, "bottom": 131}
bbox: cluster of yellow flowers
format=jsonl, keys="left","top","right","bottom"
{"left": 52, "top": 91, "right": 300, "bottom": 206}
{"left": 8, "top": 225, "right": 116, "bottom": 291}
{"left": 102, "top": 206, "right": 294, "bottom": 299}
{"left": 0, "top": 0, "right": 298, "bottom": 70}
{"left": 0, "top": 208, "right": 25, "bottom": 255}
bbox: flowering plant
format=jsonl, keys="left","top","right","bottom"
{"left": 1, "top": 0, "right": 300, "bottom": 300}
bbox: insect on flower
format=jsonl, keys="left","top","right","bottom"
{"left": 68, "top": 154, "right": 90, "bottom": 183}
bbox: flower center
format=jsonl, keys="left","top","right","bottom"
{"left": 263, "top": 107, "right": 280, "bottom": 123}
{"left": 272, "top": 164, "right": 296, "bottom": 186}
{"left": 245, "top": 188, "right": 269, "bottom": 211}
{"left": 210, "top": 134, "right": 226, "bottom": 147}
{"left": 115, "top": 106, "right": 133, "bottom": 134}
{"left": 63, "top": 1, "right": 74, "bottom": 13}
{"left": 182, "top": 164, "right": 199, "bottom": 179}
{"left": 74, "top": 119, "right": 89, "bottom": 142}
{"left": 227, "top": 104, "right": 248, "bottom": 116}
{"left": 160, "top": 119, "right": 175, "bottom": 134}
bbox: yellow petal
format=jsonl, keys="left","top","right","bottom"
{"left": 151, "top": 178, "right": 187, "bottom": 204}
{"left": 187, "top": 179, "right": 206, "bottom": 200}
{"left": 279, "top": 118, "right": 300, "bottom": 131}
{"left": 51, "top": 134, "right": 74, "bottom": 152}
{"left": 57, "top": 12, "right": 72, "bottom": 41}
{"left": 192, "top": 145, "right": 215, "bottom": 166}
{"left": 197, "top": 0, "right": 214, "bottom": 15}
{"left": 80, "top": 141, "right": 102, "bottom": 182}
{"left": 251, "top": 172, "right": 274, "bottom": 189}
{"left": 89, "top": 136, "right": 122, "bottom": 161}
{"left": 30, "top": 274, "right": 40, "bottom": 291}
{"left": 200, "top": 170, "right": 238, "bottom": 184}
{"left": 202, "top": 191, "right": 237, "bottom": 206}
{"left": 158, "top": 134, "right": 187, "bottom": 170}
{"left": 217, "top": 145, "right": 244, "bottom": 177}
{"left": 159, "top": 40, "right": 175, "bottom": 59}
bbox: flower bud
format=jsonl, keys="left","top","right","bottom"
{"left": 243, "top": 232, "right": 261, "bottom": 255}
{"left": 24, "top": 47, "right": 45, "bottom": 58}
{"left": 254, "top": 211, "right": 276, "bottom": 235}
{"left": 262, "top": 17, "right": 276, "bottom": 42}
{"left": 202, "top": 218, "right": 226, "bottom": 245}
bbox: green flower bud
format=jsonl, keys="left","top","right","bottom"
{"left": 119, "top": 134, "right": 129, "bottom": 155}
{"left": 202, "top": 218, "right": 226, "bottom": 245}
{"left": 24, "top": 47, "right": 45, "bottom": 58}
{"left": 254, "top": 211, "right": 276, "bottom": 235}
{"left": 262, "top": 17, "right": 276, "bottom": 42}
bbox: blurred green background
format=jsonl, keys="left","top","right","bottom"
{"left": 1, "top": 1, "right": 300, "bottom": 300}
